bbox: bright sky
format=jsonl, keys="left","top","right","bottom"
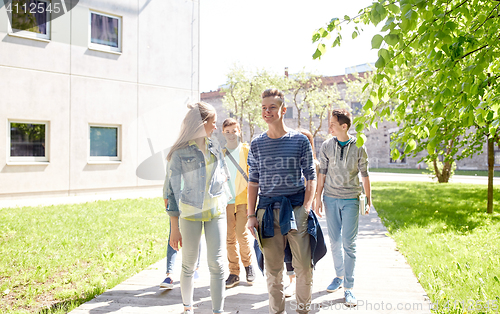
{"left": 199, "top": 0, "right": 380, "bottom": 92}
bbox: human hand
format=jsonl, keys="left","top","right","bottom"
{"left": 247, "top": 217, "right": 259, "bottom": 238}
{"left": 169, "top": 228, "right": 182, "bottom": 251}
{"left": 365, "top": 204, "right": 374, "bottom": 215}
{"left": 314, "top": 196, "right": 323, "bottom": 218}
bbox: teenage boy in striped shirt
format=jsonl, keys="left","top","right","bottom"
{"left": 246, "top": 88, "right": 317, "bottom": 314}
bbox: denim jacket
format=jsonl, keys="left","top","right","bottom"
{"left": 165, "top": 138, "right": 229, "bottom": 216}
{"left": 257, "top": 191, "right": 305, "bottom": 238}
{"left": 255, "top": 210, "right": 327, "bottom": 273}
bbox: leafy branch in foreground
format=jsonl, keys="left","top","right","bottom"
{"left": 312, "top": 0, "right": 499, "bottom": 211}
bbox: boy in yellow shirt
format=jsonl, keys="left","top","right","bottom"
{"left": 222, "top": 118, "right": 255, "bottom": 288}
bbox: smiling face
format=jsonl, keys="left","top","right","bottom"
{"left": 203, "top": 113, "right": 217, "bottom": 137}
{"left": 223, "top": 124, "right": 241, "bottom": 143}
{"left": 329, "top": 115, "right": 348, "bottom": 137}
{"left": 261, "top": 96, "right": 286, "bottom": 125}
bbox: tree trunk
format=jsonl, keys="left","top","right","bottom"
{"left": 487, "top": 136, "right": 494, "bottom": 214}
{"left": 432, "top": 158, "right": 444, "bottom": 182}
{"left": 293, "top": 92, "right": 302, "bottom": 129}
{"left": 306, "top": 102, "right": 313, "bottom": 133}
{"left": 441, "top": 160, "right": 452, "bottom": 183}
{"left": 433, "top": 139, "right": 455, "bottom": 183}
{"left": 296, "top": 108, "right": 301, "bottom": 128}
{"left": 239, "top": 102, "right": 244, "bottom": 140}
{"left": 248, "top": 113, "right": 255, "bottom": 143}
{"left": 312, "top": 110, "right": 325, "bottom": 138}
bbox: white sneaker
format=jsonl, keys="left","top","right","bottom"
{"left": 284, "top": 281, "right": 296, "bottom": 298}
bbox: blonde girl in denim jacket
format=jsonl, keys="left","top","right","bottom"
{"left": 165, "top": 102, "right": 230, "bottom": 314}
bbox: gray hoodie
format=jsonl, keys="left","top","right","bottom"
{"left": 318, "top": 137, "right": 369, "bottom": 199}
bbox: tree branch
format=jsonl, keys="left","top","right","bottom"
{"left": 473, "top": 3, "right": 500, "bottom": 32}
{"left": 441, "top": 0, "right": 452, "bottom": 30}
{"left": 431, "top": 0, "right": 470, "bottom": 24}
{"left": 456, "top": 44, "right": 488, "bottom": 61}
{"left": 483, "top": 13, "right": 500, "bottom": 24}
{"left": 385, "top": 34, "right": 419, "bottom": 67}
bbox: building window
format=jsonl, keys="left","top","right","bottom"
{"left": 351, "top": 102, "right": 362, "bottom": 115}
{"left": 313, "top": 137, "right": 323, "bottom": 157}
{"left": 285, "top": 107, "right": 294, "bottom": 119}
{"left": 9, "top": 121, "right": 49, "bottom": 162}
{"left": 89, "top": 125, "right": 120, "bottom": 162}
{"left": 89, "top": 10, "right": 122, "bottom": 53}
{"left": 7, "top": 0, "right": 51, "bottom": 40}
{"left": 389, "top": 133, "right": 406, "bottom": 164}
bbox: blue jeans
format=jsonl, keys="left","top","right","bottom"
{"left": 179, "top": 214, "right": 226, "bottom": 313}
{"left": 166, "top": 220, "right": 201, "bottom": 274}
{"left": 323, "top": 196, "right": 359, "bottom": 289}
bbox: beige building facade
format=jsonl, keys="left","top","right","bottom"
{"left": 0, "top": 0, "right": 200, "bottom": 200}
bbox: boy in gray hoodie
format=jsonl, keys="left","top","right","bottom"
{"left": 314, "top": 108, "right": 372, "bottom": 307}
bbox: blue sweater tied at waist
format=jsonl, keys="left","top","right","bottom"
{"left": 257, "top": 191, "right": 305, "bottom": 238}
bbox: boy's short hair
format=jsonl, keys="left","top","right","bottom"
{"left": 222, "top": 117, "right": 240, "bottom": 130}
{"left": 262, "top": 88, "right": 285, "bottom": 107}
{"left": 331, "top": 108, "right": 352, "bottom": 130}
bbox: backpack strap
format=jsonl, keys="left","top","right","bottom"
{"left": 224, "top": 148, "right": 249, "bottom": 182}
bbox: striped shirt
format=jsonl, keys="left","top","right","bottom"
{"left": 248, "top": 130, "right": 316, "bottom": 197}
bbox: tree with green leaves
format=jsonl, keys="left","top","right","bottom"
{"left": 287, "top": 71, "right": 322, "bottom": 129}
{"left": 221, "top": 65, "right": 255, "bottom": 140}
{"left": 285, "top": 70, "right": 345, "bottom": 138}
{"left": 343, "top": 71, "right": 374, "bottom": 116}
{"left": 221, "top": 65, "right": 286, "bottom": 140}
{"left": 339, "top": 68, "right": 460, "bottom": 183}
{"left": 313, "top": 0, "right": 500, "bottom": 213}
{"left": 306, "top": 84, "right": 343, "bottom": 138}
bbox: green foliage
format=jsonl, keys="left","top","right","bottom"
{"left": 0, "top": 198, "right": 168, "bottom": 313}
{"left": 343, "top": 71, "right": 375, "bottom": 113}
{"left": 222, "top": 67, "right": 348, "bottom": 140}
{"left": 426, "top": 158, "right": 457, "bottom": 183}
{"left": 11, "top": 123, "right": 45, "bottom": 142}
{"left": 11, "top": 0, "right": 44, "bottom": 34}
{"left": 312, "top": 0, "right": 500, "bottom": 193}
{"left": 312, "top": 0, "right": 500, "bottom": 142}
{"left": 372, "top": 34, "right": 384, "bottom": 49}
{"left": 221, "top": 65, "right": 287, "bottom": 140}
{"left": 286, "top": 70, "right": 345, "bottom": 138}
{"left": 374, "top": 182, "right": 500, "bottom": 312}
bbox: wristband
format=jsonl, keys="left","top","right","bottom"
{"left": 247, "top": 213, "right": 257, "bottom": 218}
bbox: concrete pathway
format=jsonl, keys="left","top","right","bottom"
{"left": 69, "top": 209, "right": 431, "bottom": 314}
{"left": 7, "top": 172, "right": 487, "bottom": 313}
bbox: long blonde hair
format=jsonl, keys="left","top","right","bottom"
{"left": 167, "top": 102, "right": 216, "bottom": 161}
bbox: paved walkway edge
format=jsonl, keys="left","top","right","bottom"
{"left": 69, "top": 208, "right": 432, "bottom": 313}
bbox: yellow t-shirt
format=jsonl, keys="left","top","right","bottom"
{"left": 179, "top": 139, "right": 226, "bottom": 221}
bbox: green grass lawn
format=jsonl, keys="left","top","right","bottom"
{"left": 2, "top": 185, "right": 499, "bottom": 314}
{"left": 373, "top": 182, "right": 500, "bottom": 313}
{"left": 370, "top": 168, "right": 500, "bottom": 177}
{"left": 0, "top": 198, "right": 168, "bottom": 314}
